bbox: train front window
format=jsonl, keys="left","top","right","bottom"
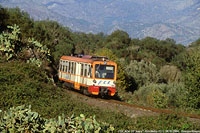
{"left": 95, "top": 64, "right": 115, "bottom": 79}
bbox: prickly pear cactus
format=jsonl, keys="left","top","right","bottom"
{"left": 0, "top": 24, "right": 21, "bottom": 60}
{"left": 0, "top": 105, "right": 114, "bottom": 132}
{"left": 0, "top": 105, "right": 45, "bottom": 132}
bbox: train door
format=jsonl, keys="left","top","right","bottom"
{"left": 74, "top": 62, "right": 81, "bottom": 90}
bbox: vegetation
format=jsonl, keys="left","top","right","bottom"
{"left": 183, "top": 47, "right": 200, "bottom": 109}
{"left": 0, "top": 105, "right": 114, "bottom": 132}
{"left": 1, "top": 59, "right": 199, "bottom": 131}
{"left": 1, "top": 5, "right": 200, "bottom": 131}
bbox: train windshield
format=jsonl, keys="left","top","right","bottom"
{"left": 95, "top": 64, "right": 115, "bottom": 79}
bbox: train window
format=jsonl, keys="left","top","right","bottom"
{"left": 90, "top": 65, "right": 93, "bottom": 78}
{"left": 95, "top": 64, "right": 115, "bottom": 79}
{"left": 65, "top": 61, "right": 68, "bottom": 73}
{"left": 88, "top": 65, "right": 92, "bottom": 78}
{"left": 71, "top": 62, "right": 74, "bottom": 74}
{"left": 69, "top": 62, "right": 71, "bottom": 74}
{"left": 62, "top": 64, "right": 65, "bottom": 72}
{"left": 84, "top": 64, "right": 87, "bottom": 77}
{"left": 81, "top": 64, "right": 84, "bottom": 76}
{"left": 74, "top": 62, "right": 76, "bottom": 75}
{"left": 63, "top": 61, "right": 66, "bottom": 72}
{"left": 61, "top": 65, "right": 63, "bottom": 72}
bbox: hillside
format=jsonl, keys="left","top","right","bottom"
{"left": 1, "top": 5, "right": 200, "bottom": 131}
{"left": 0, "top": 0, "right": 200, "bottom": 45}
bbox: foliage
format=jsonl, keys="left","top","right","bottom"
{"left": 32, "top": 20, "right": 75, "bottom": 64}
{"left": 74, "top": 32, "right": 105, "bottom": 55}
{"left": 189, "top": 38, "right": 200, "bottom": 48}
{"left": 0, "top": 24, "right": 52, "bottom": 68}
{"left": 125, "top": 60, "right": 159, "bottom": 89}
{"left": 138, "top": 37, "right": 185, "bottom": 62}
{"left": 26, "top": 38, "right": 51, "bottom": 66}
{"left": 159, "top": 65, "right": 182, "bottom": 83}
{"left": 0, "top": 105, "right": 114, "bottom": 132}
{"left": 134, "top": 83, "right": 187, "bottom": 108}
{"left": 1, "top": 105, "right": 199, "bottom": 132}
{"left": 0, "top": 24, "right": 21, "bottom": 60}
{"left": 133, "top": 114, "right": 200, "bottom": 130}
{"left": 4, "top": 7, "right": 34, "bottom": 40}
{"left": 0, "top": 5, "right": 9, "bottom": 32}
{"left": 0, "top": 105, "right": 45, "bottom": 132}
{"left": 1, "top": 54, "right": 200, "bottom": 131}
{"left": 0, "top": 60, "right": 121, "bottom": 130}
{"left": 183, "top": 47, "right": 200, "bottom": 109}
{"left": 1, "top": 5, "right": 200, "bottom": 131}
{"left": 1, "top": 60, "right": 198, "bottom": 130}
{"left": 104, "top": 30, "right": 131, "bottom": 58}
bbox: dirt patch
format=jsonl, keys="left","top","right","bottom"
{"left": 66, "top": 89, "right": 158, "bottom": 118}
{"left": 63, "top": 89, "right": 200, "bottom": 125}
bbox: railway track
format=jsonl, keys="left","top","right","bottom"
{"left": 63, "top": 88, "right": 200, "bottom": 122}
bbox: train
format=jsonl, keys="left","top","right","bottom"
{"left": 58, "top": 55, "right": 117, "bottom": 96}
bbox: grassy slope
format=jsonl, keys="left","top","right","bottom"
{"left": 0, "top": 57, "right": 199, "bottom": 130}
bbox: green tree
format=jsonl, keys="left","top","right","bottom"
{"left": 5, "top": 7, "right": 34, "bottom": 40}
{"left": 189, "top": 38, "right": 200, "bottom": 48}
{"left": 0, "top": 5, "right": 9, "bottom": 32}
{"left": 184, "top": 47, "right": 200, "bottom": 108}
{"left": 125, "top": 60, "right": 159, "bottom": 89}
{"left": 138, "top": 37, "right": 185, "bottom": 62}
{"left": 104, "top": 30, "right": 131, "bottom": 58}
{"left": 32, "top": 21, "right": 75, "bottom": 63}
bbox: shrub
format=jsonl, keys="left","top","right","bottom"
{"left": 0, "top": 105, "right": 114, "bottom": 132}
{"left": 125, "top": 60, "right": 159, "bottom": 89}
{"left": 183, "top": 47, "right": 200, "bottom": 109}
{"left": 0, "top": 24, "right": 21, "bottom": 60}
{"left": 159, "top": 65, "right": 182, "bottom": 83}
{"left": 0, "top": 60, "right": 199, "bottom": 131}
{"left": 0, "top": 61, "right": 54, "bottom": 110}
{"left": 134, "top": 83, "right": 186, "bottom": 108}
{"left": 133, "top": 114, "right": 200, "bottom": 130}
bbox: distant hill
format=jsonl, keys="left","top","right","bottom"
{"left": 1, "top": 0, "right": 200, "bottom": 45}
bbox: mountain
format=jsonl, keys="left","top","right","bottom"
{"left": 0, "top": 0, "right": 200, "bottom": 45}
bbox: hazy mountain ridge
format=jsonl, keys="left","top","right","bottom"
{"left": 0, "top": 0, "right": 200, "bottom": 45}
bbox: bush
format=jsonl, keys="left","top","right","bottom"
{"left": 0, "top": 61, "right": 55, "bottom": 110}
{"left": 125, "top": 60, "right": 159, "bottom": 89}
{"left": 133, "top": 114, "right": 200, "bottom": 130}
{"left": 159, "top": 65, "right": 182, "bottom": 83}
{"left": 0, "top": 105, "right": 114, "bottom": 132}
{"left": 183, "top": 47, "right": 200, "bottom": 109}
{"left": 134, "top": 83, "right": 186, "bottom": 108}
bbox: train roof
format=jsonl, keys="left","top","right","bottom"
{"left": 61, "top": 55, "right": 116, "bottom": 64}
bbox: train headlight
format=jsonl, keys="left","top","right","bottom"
{"left": 113, "top": 81, "right": 116, "bottom": 84}
{"left": 93, "top": 79, "right": 97, "bottom": 83}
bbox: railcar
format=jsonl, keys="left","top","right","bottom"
{"left": 58, "top": 55, "right": 117, "bottom": 96}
